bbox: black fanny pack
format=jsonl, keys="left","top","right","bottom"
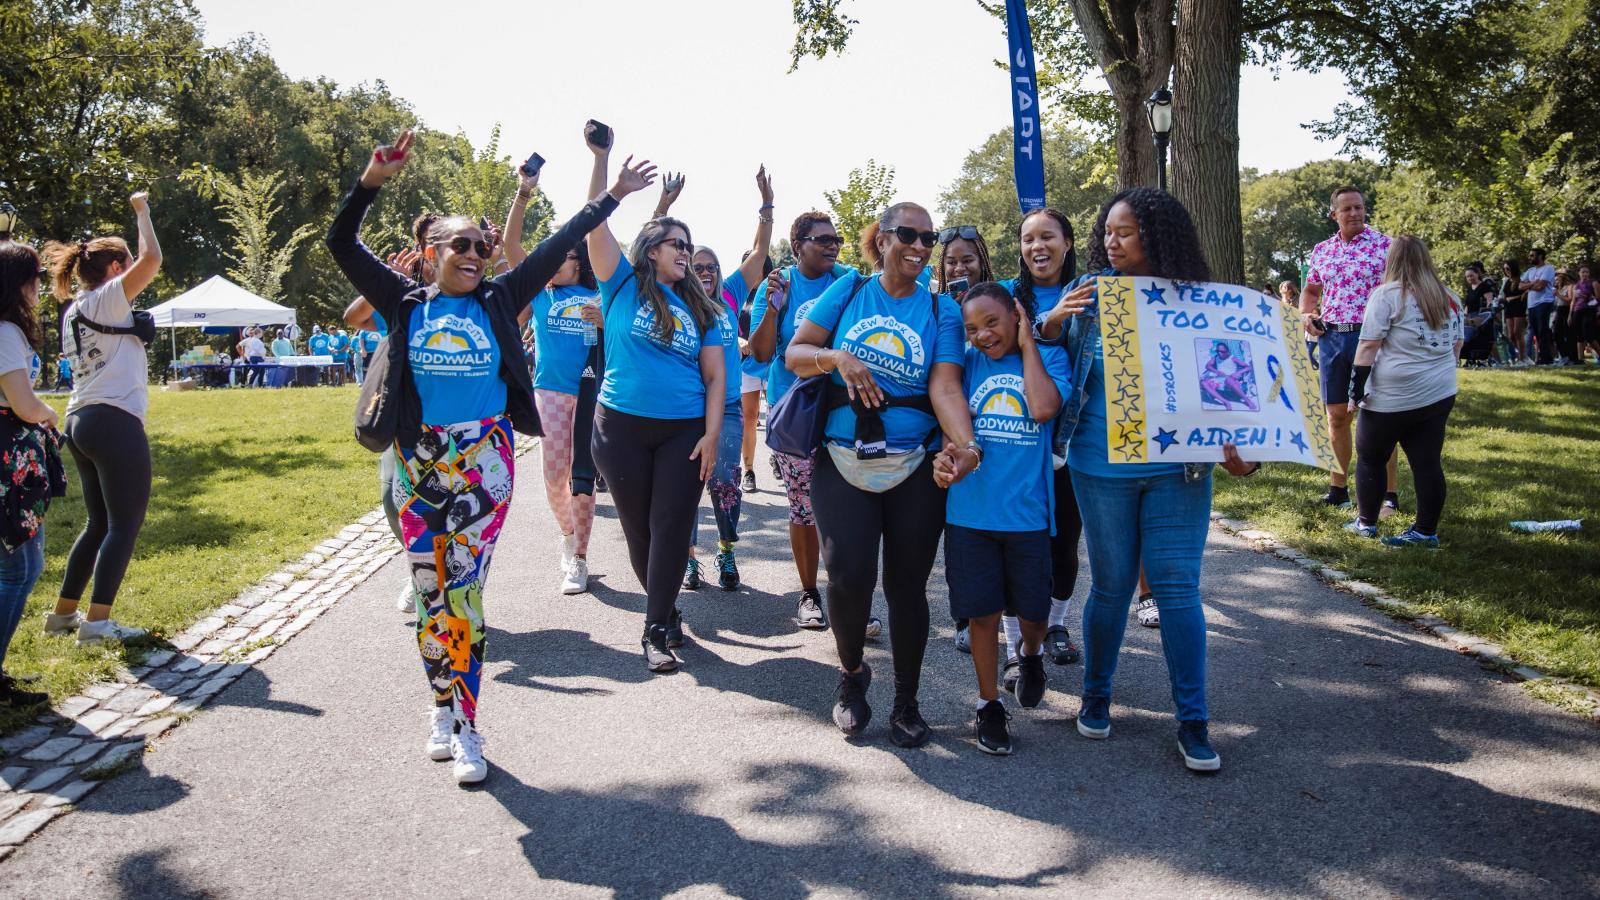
{"left": 72, "top": 310, "right": 157, "bottom": 352}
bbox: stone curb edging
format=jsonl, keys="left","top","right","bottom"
{"left": 1209, "top": 512, "right": 1600, "bottom": 721}
{"left": 0, "top": 436, "right": 538, "bottom": 860}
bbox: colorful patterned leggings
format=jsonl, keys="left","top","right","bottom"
{"left": 395, "top": 417, "right": 515, "bottom": 729}
{"left": 693, "top": 403, "right": 744, "bottom": 547}
{"left": 534, "top": 389, "right": 596, "bottom": 556}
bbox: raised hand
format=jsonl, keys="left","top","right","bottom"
{"left": 610, "top": 156, "right": 658, "bottom": 199}
{"left": 756, "top": 165, "right": 774, "bottom": 208}
{"left": 1015, "top": 299, "right": 1034, "bottom": 344}
{"left": 584, "top": 121, "right": 610, "bottom": 156}
{"left": 517, "top": 166, "right": 540, "bottom": 196}
{"left": 661, "top": 171, "right": 686, "bottom": 205}
{"left": 362, "top": 130, "right": 415, "bottom": 187}
{"left": 385, "top": 247, "right": 422, "bottom": 279}
{"left": 129, "top": 191, "right": 150, "bottom": 214}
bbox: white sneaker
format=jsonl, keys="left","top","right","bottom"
{"left": 1135, "top": 595, "right": 1161, "bottom": 628}
{"left": 396, "top": 581, "right": 416, "bottom": 613}
{"left": 560, "top": 557, "right": 589, "bottom": 595}
{"left": 76, "top": 619, "right": 147, "bottom": 645}
{"left": 43, "top": 611, "right": 82, "bottom": 635}
{"left": 451, "top": 725, "right": 487, "bottom": 784}
{"left": 560, "top": 533, "right": 577, "bottom": 571}
{"left": 426, "top": 706, "right": 453, "bottom": 761}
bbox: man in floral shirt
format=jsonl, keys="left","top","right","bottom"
{"left": 1299, "top": 186, "right": 1399, "bottom": 511}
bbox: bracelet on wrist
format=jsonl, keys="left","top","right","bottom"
{"left": 759, "top": 203, "right": 774, "bottom": 211}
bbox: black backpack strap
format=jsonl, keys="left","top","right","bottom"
{"left": 70, "top": 312, "right": 142, "bottom": 355}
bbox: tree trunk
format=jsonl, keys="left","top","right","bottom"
{"left": 1172, "top": 0, "right": 1244, "bottom": 282}
{"left": 1066, "top": 0, "right": 1174, "bottom": 191}
{"left": 1113, "top": 89, "right": 1158, "bottom": 189}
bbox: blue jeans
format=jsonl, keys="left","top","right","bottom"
{"left": 0, "top": 532, "right": 45, "bottom": 670}
{"left": 694, "top": 404, "right": 744, "bottom": 547}
{"left": 1073, "top": 469, "right": 1212, "bottom": 722}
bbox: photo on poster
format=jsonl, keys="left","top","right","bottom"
{"left": 1195, "top": 338, "right": 1259, "bottom": 412}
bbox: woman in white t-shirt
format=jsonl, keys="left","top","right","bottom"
{"left": 39, "top": 192, "right": 163, "bottom": 644}
{"left": 1346, "top": 236, "right": 1464, "bottom": 548}
{"left": 0, "top": 243, "right": 63, "bottom": 707}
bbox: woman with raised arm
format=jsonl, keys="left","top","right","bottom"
{"left": 1038, "top": 187, "right": 1258, "bottom": 773}
{"left": 504, "top": 166, "right": 607, "bottom": 595}
{"left": 582, "top": 125, "right": 725, "bottom": 674}
{"left": 41, "top": 192, "right": 162, "bottom": 646}
{"left": 748, "top": 211, "right": 854, "bottom": 631}
{"left": 326, "top": 129, "right": 641, "bottom": 785}
{"left": 657, "top": 169, "right": 774, "bottom": 593}
{"left": 785, "top": 202, "right": 970, "bottom": 748}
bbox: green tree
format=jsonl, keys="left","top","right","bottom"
{"left": 824, "top": 160, "right": 896, "bottom": 272}
{"left": 1239, "top": 158, "right": 1386, "bottom": 288}
{"left": 189, "top": 169, "right": 317, "bottom": 304}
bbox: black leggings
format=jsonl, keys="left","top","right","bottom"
{"left": 570, "top": 345, "right": 602, "bottom": 496}
{"left": 1050, "top": 463, "right": 1082, "bottom": 600}
{"left": 591, "top": 405, "right": 705, "bottom": 626}
{"left": 812, "top": 449, "right": 944, "bottom": 701}
{"left": 61, "top": 404, "right": 151, "bottom": 608}
{"left": 1356, "top": 395, "right": 1455, "bottom": 534}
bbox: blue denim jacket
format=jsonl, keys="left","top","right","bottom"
{"left": 1037, "top": 269, "right": 1211, "bottom": 482}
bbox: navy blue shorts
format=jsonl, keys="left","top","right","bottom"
{"left": 943, "top": 524, "right": 1052, "bottom": 622}
{"left": 1317, "top": 330, "right": 1362, "bottom": 404}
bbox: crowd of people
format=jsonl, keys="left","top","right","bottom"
{"left": 0, "top": 130, "right": 1481, "bottom": 791}
{"left": 186, "top": 321, "right": 380, "bottom": 388}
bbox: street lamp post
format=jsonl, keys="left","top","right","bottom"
{"left": 0, "top": 202, "right": 17, "bottom": 242}
{"left": 1146, "top": 88, "right": 1173, "bottom": 192}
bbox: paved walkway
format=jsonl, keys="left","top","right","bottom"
{"left": 5, "top": 444, "right": 1598, "bottom": 898}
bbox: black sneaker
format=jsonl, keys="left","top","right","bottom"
{"left": 889, "top": 698, "right": 930, "bottom": 748}
{"left": 1319, "top": 485, "right": 1351, "bottom": 508}
{"left": 741, "top": 469, "right": 756, "bottom": 493}
{"left": 796, "top": 590, "right": 827, "bottom": 629}
{"left": 975, "top": 699, "right": 1012, "bottom": 755}
{"left": 665, "top": 608, "right": 685, "bottom": 648}
{"left": 1014, "top": 652, "right": 1047, "bottom": 709}
{"left": 595, "top": 475, "right": 608, "bottom": 493}
{"left": 1001, "top": 652, "right": 1021, "bottom": 695}
{"left": 641, "top": 625, "right": 679, "bottom": 673}
{"left": 683, "top": 558, "right": 703, "bottom": 591}
{"left": 715, "top": 546, "right": 740, "bottom": 591}
{"left": 1044, "top": 625, "right": 1079, "bottom": 665}
{"left": 832, "top": 664, "right": 872, "bottom": 735}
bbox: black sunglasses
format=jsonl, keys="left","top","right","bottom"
{"left": 802, "top": 234, "right": 844, "bottom": 249}
{"left": 436, "top": 236, "right": 494, "bottom": 259}
{"left": 691, "top": 262, "right": 719, "bottom": 275}
{"left": 887, "top": 226, "right": 939, "bottom": 248}
{"left": 938, "top": 226, "right": 980, "bottom": 245}
{"left": 657, "top": 238, "right": 692, "bottom": 253}
{"left": 35, "top": 268, "right": 46, "bottom": 280}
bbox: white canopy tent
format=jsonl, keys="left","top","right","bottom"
{"left": 146, "top": 276, "right": 298, "bottom": 358}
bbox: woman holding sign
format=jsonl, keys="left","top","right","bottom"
{"left": 1037, "top": 188, "right": 1257, "bottom": 773}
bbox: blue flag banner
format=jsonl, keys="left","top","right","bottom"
{"left": 1006, "top": 0, "right": 1045, "bottom": 213}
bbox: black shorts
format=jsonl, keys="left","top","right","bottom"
{"left": 1505, "top": 299, "right": 1528, "bottom": 318}
{"left": 944, "top": 524, "right": 1051, "bottom": 621}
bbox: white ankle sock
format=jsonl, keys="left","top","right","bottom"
{"left": 1002, "top": 616, "right": 1021, "bottom": 652}
{"left": 1048, "top": 597, "right": 1072, "bottom": 628}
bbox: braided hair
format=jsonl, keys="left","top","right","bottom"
{"left": 936, "top": 231, "right": 995, "bottom": 295}
{"left": 1012, "top": 207, "right": 1077, "bottom": 321}
{"left": 1086, "top": 188, "right": 1211, "bottom": 282}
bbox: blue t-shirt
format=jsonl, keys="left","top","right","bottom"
{"left": 999, "top": 278, "right": 1064, "bottom": 323}
{"left": 947, "top": 345, "right": 1071, "bottom": 533}
{"left": 531, "top": 283, "right": 601, "bottom": 395}
{"left": 1069, "top": 327, "right": 1184, "bottom": 478}
{"left": 407, "top": 295, "right": 505, "bottom": 426}
{"left": 370, "top": 310, "right": 388, "bottom": 338}
{"left": 806, "top": 275, "right": 964, "bottom": 452}
{"left": 330, "top": 333, "right": 351, "bottom": 361}
{"left": 359, "top": 330, "right": 380, "bottom": 353}
{"left": 713, "top": 272, "right": 748, "bottom": 407}
{"left": 751, "top": 265, "right": 852, "bottom": 403}
{"left": 598, "top": 267, "right": 720, "bottom": 419}
{"left": 308, "top": 333, "right": 331, "bottom": 356}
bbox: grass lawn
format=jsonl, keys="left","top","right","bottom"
{"left": 1213, "top": 367, "right": 1600, "bottom": 689}
{"left": 1, "top": 385, "right": 377, "bottom": 733}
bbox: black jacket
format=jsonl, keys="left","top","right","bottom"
{"left": 326, "top": 181, "right": 619, "bottom": 448}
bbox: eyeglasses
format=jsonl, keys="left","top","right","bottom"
{"left": 801, "top": 234, "right": 843, "bottom": 249}
{"left": 886, "top": 226, "right": 939, "bottom": 248}
{"left": 436, "top": 236, "right": 494, "bottom": 259}
{"left": 35, "top": 269, "right": 46, "bottom": 280}
{"left": 938, "top": 226, "right": 980, "bottom": 245}
{"left": 658, "top": 238, "right": 691, "bottom": 254}
{"left": 691, "top": 263, "right": 719, "bottom": 275}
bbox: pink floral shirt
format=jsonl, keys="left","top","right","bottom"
{"left": 1306, "top": 225, "right": 1392, "bottom": 325}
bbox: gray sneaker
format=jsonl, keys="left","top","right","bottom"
{"left": 796, "top": 590, "right": 827, "bottom": 630}
{"left": 76, "top": 619, "right": 148, "bottom": 645}
{"left": 43, "top": 612, "right": 82, "bottom": 635}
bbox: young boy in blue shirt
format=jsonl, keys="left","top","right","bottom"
{"left": 935, "top": 282, "right": 1070, "bottom": 756}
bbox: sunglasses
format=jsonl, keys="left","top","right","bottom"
{"left": 35, "top": 269, "right": 46, "bottom": 280}
{"left": 938, "top": 225, "right": 980, "bottom": 245}
{"left": 802, "top": 234, "right": 844, "bottom": 249}
{"left": 691, "top": 263, "right": 719, "bottom": 275}
{"left": 886, "top": 226, "right": 939, "bottom": 248}
{"left": 436, "top": 236, "right": 494, "bottom": 259}
{"left": 657, "top": 238, "right": 692, "bottom": 254}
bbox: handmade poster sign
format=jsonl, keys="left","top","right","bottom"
{"left": 1098, "top": 276, "right": 1336, "bottom": 469}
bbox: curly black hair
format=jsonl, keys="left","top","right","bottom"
{"left": 1086, "top": 188, "right": 1210, "bottom": 282}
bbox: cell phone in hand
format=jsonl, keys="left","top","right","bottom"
{"left": 585, "top": 120, "right": 613, "bottom": 150}
{"left": 1311, "top": 317, "right": 1328, "bottom": 332}
{"left": 946, "top": 277, "right": 970, "bottom": 300}
{"left": 520, "top": 152, "right": 545, "bottom": 178}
